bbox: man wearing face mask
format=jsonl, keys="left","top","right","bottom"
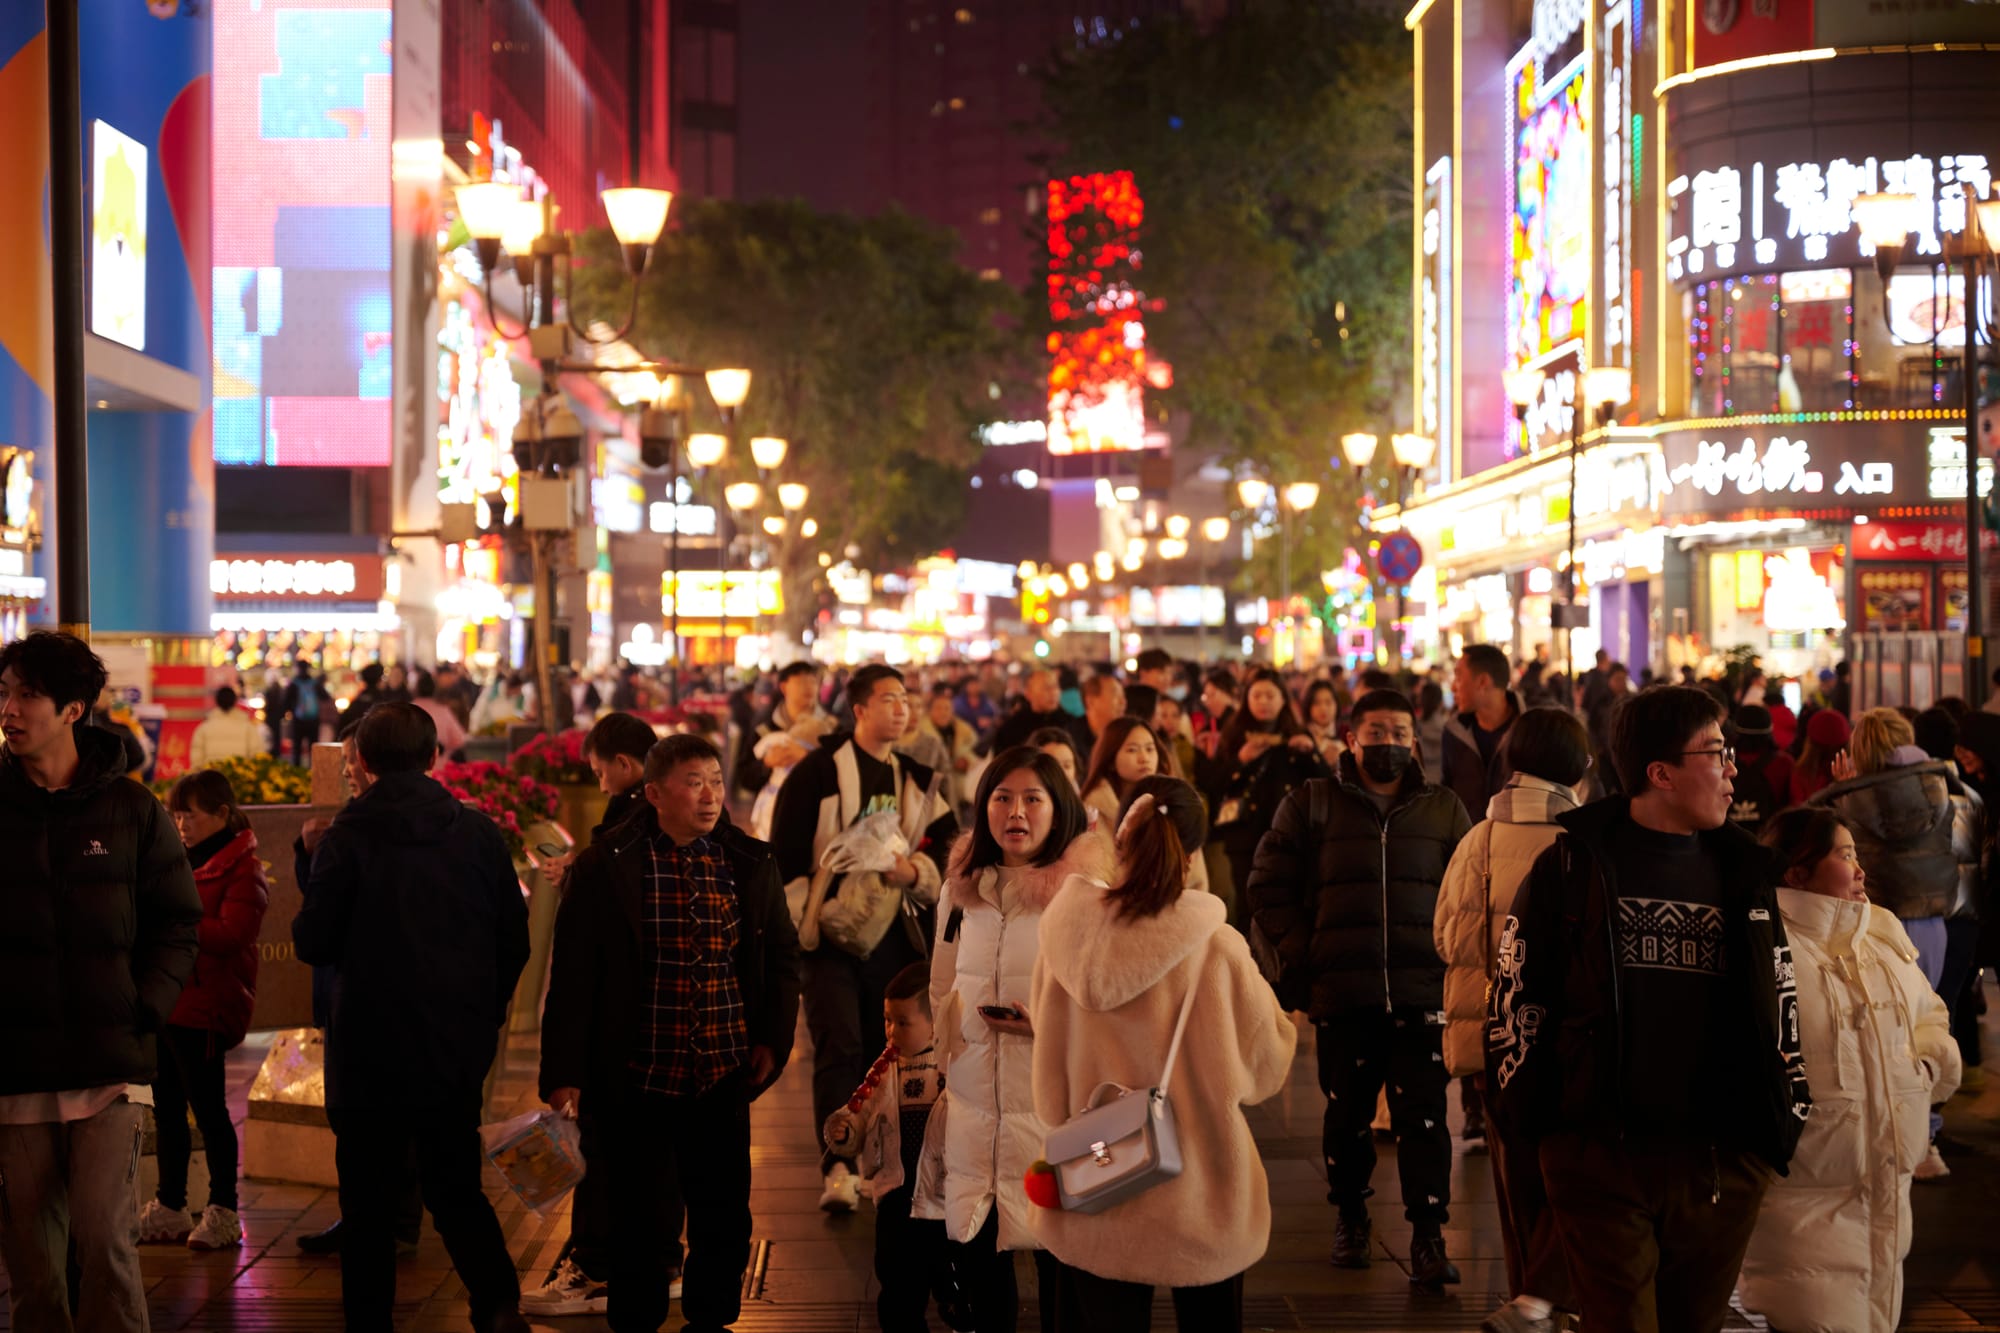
{"left": 1247, "top": 688, "right": 1472, "bottom": 1288}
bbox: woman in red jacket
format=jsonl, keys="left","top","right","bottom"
{"left": 139, "top": 770, "right": 270, "bottom": 1251}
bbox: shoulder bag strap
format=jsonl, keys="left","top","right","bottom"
{"left": 1157, "top": 935, "right": 1213, "bottom": 1097}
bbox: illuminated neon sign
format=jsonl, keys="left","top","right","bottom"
{"left": 1046, "top": 171, "right": 1158, "bottom": 454}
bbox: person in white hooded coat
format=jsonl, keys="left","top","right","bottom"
{"left": 918, "top": 745, "right": 1109, "bottom": 1332}
{"left": 1739, "top": 808, "right": 1961, "bottom": 1333}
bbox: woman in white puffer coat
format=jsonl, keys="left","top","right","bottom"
{"left": 919, "top": 745, "right": 1110, "bottom": 1332}
{"left": 1739, "top": 807, "right": 1962, "bottom": 1333}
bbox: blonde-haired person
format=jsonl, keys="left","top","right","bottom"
{"left": 1028, "top": 777, "right": 1297, "bottom": 1332}
{"left": 1809, "top": 706, "right": 1983, "bottom": 1178}
{"left": 1738, "top": 808, "right": 1959, "bottom": 1333}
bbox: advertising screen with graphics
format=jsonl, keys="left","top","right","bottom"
{"left": 1509, "top": 61, "right": 1588, "bottom": 371}
{"left": 90, "top": 120, "right": 147, "bottom": 351}
{"left": 211, "top": 0, "right": 391, "bottom": 466}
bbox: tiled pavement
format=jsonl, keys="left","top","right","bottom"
{"left": 4, "top": 982, "right": 1999, "bottom": 1331}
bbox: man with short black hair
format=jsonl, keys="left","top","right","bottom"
{"left": 989, "top": 667, "right": 1072, "bottom": 754}
{"left": 737, "top": 661, "right": 837, "bottom": 839}
{"left": 584, "top": 711, "right": 663, "bottom": 841}
{"left": 1248, "top": 688, "right": 1472, "bottom": 1288}
{"left": 771, "top": 664, "right": 956, "bottom": 1212}
{"left": 1073, "top": 672, "right": 1126, "bottom": 757}
{"left": 1132, "top": 647, "right": 1175, "bottom": 692}
{"left": 293, "top": 702, "right": 530, "bottom": 1333}
{"left": 1443, "top": 644, "right": 1523, "bottom": 817}
{"left": 1487, "top": 686, "right": 1811, "bottom": 1333}
{"left": 0, "top": 631, "right": 202, "bottom": 1333}
{"left": 189, "top": 683, "right": 265, "bottom": 769}
{"left": 542, "top": 734, "right": 799, "bottom": 1333}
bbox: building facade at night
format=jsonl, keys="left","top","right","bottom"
{"left": 1393, "top": 0, "right": 2000, "bottom": 698}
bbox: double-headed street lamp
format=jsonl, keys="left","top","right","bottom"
{"left": 1236, "top": 476, "right": 1319, "bottom": 655}
{"left": 457, "top": 177, "right": 673, "bottom": 732}
{"left": 1851, "top": 189, "right": 2000, "bottom": 705}
{"left": 1339, "top": 431, "right": 1437, "bottom": 659}
{"left": 1504, "top": 364, "right": 1631, "bottom": 681}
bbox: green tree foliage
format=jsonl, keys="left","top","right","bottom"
{"left": 1041, "top": 0, "right": 1413, "bottom": 597}
{"left": 570, "top": 199, "right": 1028, "bottom": 623}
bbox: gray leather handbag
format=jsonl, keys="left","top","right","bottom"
{"left": 1041, "top": 936, "right": 1209, "bottom": 1214}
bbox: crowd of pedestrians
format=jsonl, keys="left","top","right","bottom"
{"left": 2, "top": 626, "right": 1993, "bottom": 1333}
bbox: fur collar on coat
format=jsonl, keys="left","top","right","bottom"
{"left": 942, "top": 827, "right": 1114, "bottom": 913}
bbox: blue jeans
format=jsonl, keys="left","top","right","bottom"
{"left": 1903, "top": 915, "right": 1949, "bottom": 1138}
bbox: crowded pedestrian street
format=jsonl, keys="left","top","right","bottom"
{"left": 2, "top": 997, "right": 1995, "bottom": 1333}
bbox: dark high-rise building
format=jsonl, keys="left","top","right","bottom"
{"left": 675, "top": 0, "right": 741, "bottom": 199}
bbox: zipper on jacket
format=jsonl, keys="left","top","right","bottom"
{"left": 1379, "top": 819, "right": 1393, "bottom": 1013}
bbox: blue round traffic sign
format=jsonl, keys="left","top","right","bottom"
{"left": 1376, "top": 531, "right": 1424, "bottom": 583}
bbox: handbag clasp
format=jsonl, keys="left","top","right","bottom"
{"left": 1089, "top": 1141, "right": 1111, "bottom": 1167}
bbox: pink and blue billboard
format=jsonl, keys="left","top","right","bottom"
{"left": 211, "top": 0, "right": 391, "bottom": 466}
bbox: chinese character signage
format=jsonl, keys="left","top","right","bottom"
{"left": 1668, "top": 151, "right": 1992, "bottom": 284}
{"left": 1658, "top": 420, "right": 1973, "bottom": 515}
{"left": 1852, "top": 518, "right": 1996, "bottom": 562}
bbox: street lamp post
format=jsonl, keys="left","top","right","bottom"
{"left": 456, "top": 177, "right": 673, "bottom": 732}
{"left": 1199, "top": 516, "right": 1231, "bottom": 661}
{"left": 1853, "top": 190, "right": 2000, "bottom": 705}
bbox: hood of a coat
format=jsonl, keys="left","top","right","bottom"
{"left": 334, "top": 770, "right": 473, "bottom": 845}
{"left": 1486, "top": 772, "right": 1580, "bottom": 824}
{"left": 944, "top": 826, "right": 1113, "bottom": 911}
{"left": 0, "top": 722, "right": 132, "bottom": 802}
{"left": 1036, "top": 875, "right": 1225, "bottom": 1012}
{"left": 195, "top": 828, "right": 262, "bottom": 885}
{"left": 1775, "top": 886, "right": 1869, "bottom": 949}
{"left": 1818, "top": 761, "right": 1952, "bottom": 842}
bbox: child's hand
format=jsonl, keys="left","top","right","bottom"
{"left": 824, "top": 1109, "right": 859, "bottom": 1153}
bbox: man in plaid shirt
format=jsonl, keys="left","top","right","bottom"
{"left": 542, "top": 734, "right": 801, "bottom": 1333}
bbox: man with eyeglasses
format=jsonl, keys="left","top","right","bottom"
{"left": 1486, "top": 686, "right": 1811, "bottom": 1333}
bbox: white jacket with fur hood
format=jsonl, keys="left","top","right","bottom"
{"left": 1028, "top": 875, "right": 1298, "bottom": 1287}
{"left": 919, "top": 830, "right": 1112, "bottom": 1249}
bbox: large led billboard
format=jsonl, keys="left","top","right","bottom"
{"left": 1508, "top": 60, "right": 1588, "bottom": 372}
{"left": 211, "top": 0, "right": 391, "bottom": 466}
{"left": 90, "top": 120, "right": 148, "bottom": 352}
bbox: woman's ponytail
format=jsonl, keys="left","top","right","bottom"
{"left": 1108, "top": 777, "right": 1208, "bottom": 920}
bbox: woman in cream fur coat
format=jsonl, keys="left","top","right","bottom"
{"left": 921, "top": 745, "right": 1109, "bottom": 1332}
{"left": 1029, "top": 776, "right": 1297, "bottom": 1332}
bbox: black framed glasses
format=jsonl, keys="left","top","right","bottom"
{"left": 1679, "top": 745, "right": 1736, "bottom": 766}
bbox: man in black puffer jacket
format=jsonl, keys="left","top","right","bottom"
{"left": 1248, "top": 688, "right": 1471, "bottom": 1287}
{"left": 293, "top": 703, "right": 530, "bottom": 1333}
{"left": 0, "top": 631, "right": 201, "bottom": 1333}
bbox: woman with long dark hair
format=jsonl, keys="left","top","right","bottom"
{"left": 1028, "top": 777, "right": 1296, "bottom": 1331}
{"left": 140, "top": 769, "right": 270, "bottom": 1252}
{"left": 1209, "top": 667, "right": 1330, "bottom": 910}
{"left": 1079, "top": 717, "right": 1209, "bottom": 898}
{"left": 922, "top": 747, "right": 1108, "bottom": 1332}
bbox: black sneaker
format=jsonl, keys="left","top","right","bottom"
{"left": 1409, "top": 1232, "right": 1461, "bottom": 1287}
{"left": 1331, "top": 1215, "right": 1372, "bottom": 1268}
{"left": 1463, "top": 1104, "right": 1487, "bottom": 1147}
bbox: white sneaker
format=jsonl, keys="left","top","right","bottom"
{"left": 819, "top": 1162, "right": 861, "bottom": 1213}
{"left": 186, "top": 1205, "right": 243, "bottom": 1251}
{"left": 1915, "top": 1143, "right": 1951, "bottom": 1181}
{"left": 670, "top": 1273, "right": 684, "bottom": 1301}
{"left": 520, "top": 1257, "right": 609, "bottom": 1316}
{"left": 137, "top": 1199, "right": 192, "bottom": 1244}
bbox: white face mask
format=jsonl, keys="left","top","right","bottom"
{"left": 1168, "top": 684, "right": 1189, "bottom": 702}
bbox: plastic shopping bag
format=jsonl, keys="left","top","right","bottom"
{"left": 816, "top": 808, "right": 911, "bottom": 877}
{"left": 479, "top": 1108, "right": 586, "bottom": 1215}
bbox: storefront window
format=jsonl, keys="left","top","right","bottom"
{"left": 1777, "top": 269, "right": 1854, "bottom": 411}
{"left": 1685, "top": 266, "right": 1985, "bottom": 415}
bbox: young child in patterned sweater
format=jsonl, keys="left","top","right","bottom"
{"left": 821, "top": 963, "right": 958, "bottom": 1333}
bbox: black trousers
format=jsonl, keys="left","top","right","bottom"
{"left": 327, "top": 1101, "right": 524, "bottom": 1333}
{"left": 152, "top": 1024, "right": 239, "bottom": 1213}
{"left": 874, "top": 1182, "right": 947, "bottom": 1333}
{"left": 1058, "top": 1263, "right": 1244, "bottom": 1333}
{"left": 1538, "top": 1132, "right": 1770, "bottom": 1333}
{"left": 952, "top": 1208, "right": 1071, "bottom": 1333}
{"left": 559, "top": 1109, "right": 683, "bottom": 1281}
{"left": 1315, "top": 1009, "right": 1452, "bottom": 1225}
{"left": 600, "top": 1073, "right": 752, "bottom": 1333}
{"left": 801, "top": 935, "right": 920, "bottom": 1172}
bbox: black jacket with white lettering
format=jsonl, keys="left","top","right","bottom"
{"left": 0, "top": 725, "right": 202, "bottom": 1093}
{"left": 1485, "top": 797, "right": 1812, "bottom": 1172}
